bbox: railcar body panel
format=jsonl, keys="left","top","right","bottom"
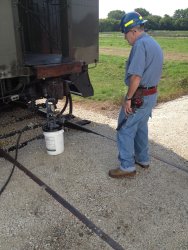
{"left": 19, "top": 0, "right": 99, "bottom": 65}
{"left": 0, "top": 0, "right": 24, "bottom": 79}
{"left": 68, "top": 0, "right": 99, "bottom": 63}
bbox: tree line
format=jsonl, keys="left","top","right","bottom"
{"left": 99, "top": 8, "right": 188, "bottom": 31}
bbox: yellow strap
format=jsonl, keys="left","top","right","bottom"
{"left": 124, "top": 20, "right": 133, "bottom": 27}
{"left": 124, "top": 16, "right": 143, "bottom": 27}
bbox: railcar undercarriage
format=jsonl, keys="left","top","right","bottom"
{"left": 0, "top": 0, "right": 98, "bottom": 115}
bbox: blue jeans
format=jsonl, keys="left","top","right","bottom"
{"left": 117, "top": 94, "right": 157, "bottom": 172}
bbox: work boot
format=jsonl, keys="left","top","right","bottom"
{"left": 135, "top": 161, "right": 149, "bottom": 169}
{"left": 109, "top": 168, "right": 136, "bottom": 178}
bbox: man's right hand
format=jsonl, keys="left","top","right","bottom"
{"left": 124, "top": 100, "right": 133, "bottom": 114}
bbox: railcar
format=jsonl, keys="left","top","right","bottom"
{"left": 0, "top": 0, "right": 99, "bottom": 113}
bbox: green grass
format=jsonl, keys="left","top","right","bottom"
{"left": 88, "top": 55, "right": 125, "bottom": 102}
{"left": 148, "top": 30, "right": 188, "bottom": 37}
{"left": 99, "top": 32, "right": 188, "bottom": 53}
{"left": 76, "top": 32, "right": 188, "bottom": 104}
{"left": 87, "top": 56, "right": 188, "bottom": 103}
{"left": 156, "top": 37, "right": 188, "bottom": 53}
{"left": 159, "top": 61, "right": 188, "bottom": 101}
{"left": 99, "top": 33, "right": 127, "bottom": 48}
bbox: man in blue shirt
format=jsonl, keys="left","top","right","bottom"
{"left": 109, "top": 11, "right": 163, "bottom": 178}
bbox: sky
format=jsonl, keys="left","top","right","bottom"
{"left": 99, "top": 0, "right": 188, "bottom": 18}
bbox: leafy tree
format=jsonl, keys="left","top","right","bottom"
{"left": 99, "top": 19, "right": 119, "bottom": 32}
{"left": 107, "top": 10, "right": 125, "bottom": 20}
{"left": 173, "top": 8, "right": 188, "bottom": 18}
{"left": 159, "top": 15, "right": 174, "bottom": 30}
{"left": 145, "top": 15, "right": 162, "bottom": 30}
{"left": 134, "top": 8, "right": 151, "bottom": 17}
{"left": 99, "top": 8, "right": 188, "bottom": 31}
{"left": 175, "top": 18, "right": 188, "bottom": 30}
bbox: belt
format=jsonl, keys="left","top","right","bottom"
{"left": 139, "top": 86, "right": 157, "bottom": 96}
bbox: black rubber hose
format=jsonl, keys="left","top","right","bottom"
{"left": 68, "top": 93, "right": 73, "bottom": 115}
{"left": 58, "top": 94, "right": 69, "bottom": 116}
{"left": 0, "top": 131, "right": 22, "bottom": 196}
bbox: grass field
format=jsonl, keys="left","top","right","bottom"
{"left": 78, "top": 31, "right": 188, "bottom": 105}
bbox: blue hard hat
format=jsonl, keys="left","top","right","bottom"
{"left": 120, "top": 11, "right": 147, "bottom": 33}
